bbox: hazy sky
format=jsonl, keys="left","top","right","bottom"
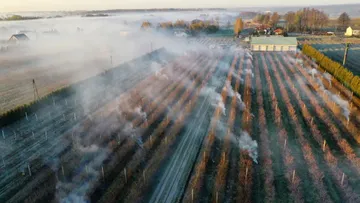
{"left": 0, "top": 0, "right": 359, "bottom": 12}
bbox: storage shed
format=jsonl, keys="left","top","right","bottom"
{"left": 250, "top": 36, "right": 298, "bottom": 52}
{"left": 8, "top": 34, "right": 29, "bottom": 43}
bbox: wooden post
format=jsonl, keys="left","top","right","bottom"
{"left": 2, "top": 156, "right": 5, "bottom": 167}
{"left": 124, "top": 168, "right": 127, "bottom": 183}
{"left": 245, "top": 166, "right": 249, "bottom": 184}
{"left": 284, "top": 139, "right": 287, "bottom": 148}
{"left": 102, "top": 166, "right": 105, "bottom": 180}
{"left": 28, "top": 164, "right": 32, "bottom": 176}
{"left": 25, "top": 112, "right": 28, "bottom": 121}
{"left": 62, "top": 165, "right": 65, "bottom": 177}
{"left": 311, "top": 117, "right": 314, "bottom": 125}
{"left": 341, "top": 173, "right": 345, "bottom": 186}
{"left": 222, "top": 152, "right": 226, "bottom": 161}
{"left": 203, "top": 151, "right": 206, "bottom": 159}
{"left": 292, "top": 170, "right": 296, "bottom": 183}
{"left": 191, "top": 189, "right": 194, "bottom": 202}
{"left": 322, "top": 140, "right": 326, "bottom": 151}
{"left": 165, "top": 136, "right": 168, "bottom": 144}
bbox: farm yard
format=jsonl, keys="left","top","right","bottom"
{"left": 1, "top": 35, "right": 360, "bottom": 203}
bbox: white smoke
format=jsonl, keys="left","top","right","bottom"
{"left": 134, "top": 106, "right": 147, "bottom": 122}
{"left": 155, "top": 70, "right": 169, "bottom": 80}
{"left": 245, "top": 69, "right": 254, "bottom": 78}
{"left": 57, "top": 148, "right": 109, "bottom": 203}
{"left": 230, "top": 131, "right": 258, "bottom": 164}
{"left": 323, "top": 72, "right": 332, "bottom": 86}
{"left": 201, "top": 87, "right": 226, "bottom": 116}
{"left": 315, "top": 78, "right": 350, "bottom": 120}
{"left": 223, "top": 80, "right": 234, "bottom": 97}
{"left": 310, "top": 68, "right": 317, "bottom": 79}
{"left": 235, "top": 92, "right": 246, "bottom": 111}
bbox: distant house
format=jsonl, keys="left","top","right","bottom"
{"left": 175, "top": 32, "right": 188, "bottom": 38}
{"left": 250, "top": 36, "right": 297, "bottom": 52}
{"left": 8, "top": 34, "right": 29, "bottom": 43}
{"left": 277, "top": 20, "right": 287, "bottom": 28}
{"left": 353, "top": 30, "right": 360, "bottom": 37}
{"left": 345, "top": 27, "right": 360, "bottom": 37}
{"left": 345, "top": 27, "right": 353, "bottom": 36}
{"left": 274, "top": 28, "right": 284, "bottom": 35}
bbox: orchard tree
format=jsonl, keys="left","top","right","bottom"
{"left": 270, "top": 12, "right": 280, "bottom": 27}
{"left": 338, "top": 12, "right": 351, "bottom": 31}
{"left": 234, "top": 18, "right": 244, "bottom": 36}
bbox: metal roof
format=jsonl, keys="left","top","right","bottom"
{"left": 251, "top": 37, "right": 297, "bottom": 45}
{"left": 10, "top": 34, "right": 29, "bottom": 41}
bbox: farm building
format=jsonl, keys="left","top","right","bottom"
{"left": 8, "top": 34, "right": 29, "bottom": 43}
{"left": 250, "top": 36, "right": 297, "bottom": 52}
{"left": 345, "top": 26, "right": 360, "bottom": 37}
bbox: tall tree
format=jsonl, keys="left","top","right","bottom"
{"left": 263, "top": 14, "right": 271, "bottom": 25}
{"left": 270, "top": 12, "right": 280, "bottom": 27}
{"left": 234, "top": 18, "right": 244, "bottom": 36}
{"left": 284, "top": 11, "right": 296, "bottom": 31}
{"left": 338, "top": 12, "right": 351, "bottom": 31}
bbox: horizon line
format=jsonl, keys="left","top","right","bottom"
{"left": 1, "top": 3, "right": 359, "bottom": 14}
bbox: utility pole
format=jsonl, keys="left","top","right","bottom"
{"left": 343, "top": 43, "right": 350, "bottom": 66}
{"left": 32, "top": 79, "right": 39, "bottom": 101}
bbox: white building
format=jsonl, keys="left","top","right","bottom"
{"left": 250, "top": 36, "right": 297, "bottom": 52}
{"left": 345, "top": 26, "right": 360, "bottom": 37}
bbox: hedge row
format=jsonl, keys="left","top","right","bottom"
{"left": 0, "top": 48, "right": 168, "bottom": 128}
{"left": 302, "top": 44, "right": 360, "bottom": 96}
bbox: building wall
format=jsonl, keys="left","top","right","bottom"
{"left": 251, "top": 44, "right": 297, "bottom": 52}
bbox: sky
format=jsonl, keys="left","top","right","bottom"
{"left": 0, "top": 0, "right": 359, "bottom": 12}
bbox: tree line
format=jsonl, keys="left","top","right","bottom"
{"left": 141, "top": 19, "right": 220, "bottom": 35}
{"left": 253, "top": 8, "right": 353, "bottom": 32}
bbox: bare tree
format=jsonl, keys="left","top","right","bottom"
{"left": 270, "top": 12, "right": 280, "bottom": 27}
{"left": 263, "top": 14, "right": 271, "bottom": 25}
{"left": 284, "top": 11, "right": 296, "bottom": 31}
{"left": 338, "top": 12, "right": 351, "bottom": 31}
